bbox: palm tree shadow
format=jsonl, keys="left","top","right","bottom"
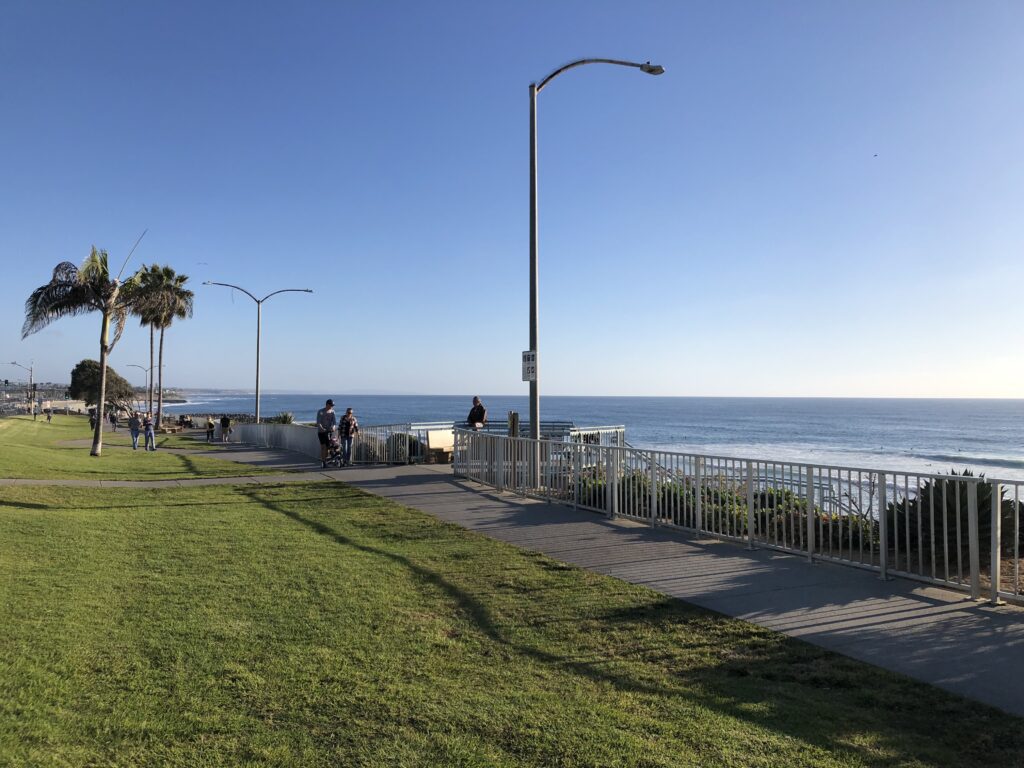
{"left": 236, "top": 484, "right": 1018, "bottom": 765}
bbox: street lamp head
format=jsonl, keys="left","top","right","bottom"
{"left": 640, "top": 61, "right": 665, "bottom": 75}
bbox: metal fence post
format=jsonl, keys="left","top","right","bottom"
{"left": 746, "top": 460, "right": 756, "bottom": 550}
{"left": 605, "top": 451, "right": 614, "bottom": 518}
{"left": 649, "top": 450, "right": 658, "bottom": 527}
{"left": 694, "top": 457, "right": 704, "bottom": 532}
{"left": 991, "top": 482, "right": 1003, "bottom": 605}
{"left": 806, "top": 464, "right": 815, "bottom": 563}
{"left": 573, "top": 444, "right": 580, "bottom": 510}
{"left": 495, "top": 436, "right": 505, "bottom": 492}
{"left": 611, "top": 449, "right": 620, "bottom": 519}
{"left": 877, "top": 472, "right": 889, "bottom": 580}
{"left": 968, "top": 480, "right": 981, "bottom": 600}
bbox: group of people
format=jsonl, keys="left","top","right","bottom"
{"left": 315, "top": 399, "right": 360, "bottom": 468}
{"left": 206, "top": 415, "right": 231, "bottom": 443}
{"left": 127, "top": 411, "right": 158, "bottom": 451}
{"left": 85, "top": 408, "right": 157, "bottom": 450}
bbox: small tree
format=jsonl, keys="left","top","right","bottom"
{"left": 69, "top": 360, "right": 136, "bottom": 414}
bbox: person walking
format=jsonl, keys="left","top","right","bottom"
{"left": 45, "top": 409, "right": 52, "bottom": 424}
{"left": 316, "top": 399, "right": 337, "bottom": 468}
{"left": 206, "top": 417, "right": 216, "bottom": 443}
{"left": 109, "top": 410, "right": 118, "bottom": 431}
{"left": 128, "top": 411, "right": 142, "bottom": 450}
{"left": 339, "top": 407, "right": 359, "bottom": 467}
{"left": 143, "top": 413, "right": 157, "bottom": 451}
{"left": 220, "top": 415, "right": 231, "bottom": 443}
{"left": 467, "top": 396, "right": 487, "bottom": 430}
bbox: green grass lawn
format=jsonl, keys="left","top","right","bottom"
{"left": 2, "top": 481, "right": 1022, "bottom": 767}
{"left": 0, "top": 415, "right": 282, "bottom": 480}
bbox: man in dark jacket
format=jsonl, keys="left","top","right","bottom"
{"left": 467, "top": 397, "right": 487, "bottom": 430}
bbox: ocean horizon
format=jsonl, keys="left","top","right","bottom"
{"left": 163, "top": 393, "right": 1024, "bottom": 481}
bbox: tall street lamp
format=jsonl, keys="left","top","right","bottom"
{"left": 8, "top": 360, "right": 35, "bottom": 419}
{"left": 126, "top": 364, "right": 153, "bottom": 408}
{"left": 203, "top": 282, "right": 312, "bottom": 423}
{"left": 528, "top": 58, "right": 664, "bottom": 440}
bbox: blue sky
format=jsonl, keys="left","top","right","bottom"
{"left": 1, "top": 1, "right": 1022, "bottom": 396}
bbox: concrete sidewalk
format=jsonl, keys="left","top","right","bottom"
{"left": 337, "top": 463, "right": 1024, "bottom": 717}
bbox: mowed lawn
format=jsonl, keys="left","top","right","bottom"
{"left": 0, "top": 415, "right": 281, "bottom": 480}
{"left": 2, "top": 481, "right": 1023, "bottom": 767}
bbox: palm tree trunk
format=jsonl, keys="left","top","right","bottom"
{"left": 92, "top": 310, "right": 111, "bottom": 457}
{"left": 148, "top": 324, "right": 155, "bottom": 414}
{"left": 156, "top": 326, "right": 165, "bottom": 428}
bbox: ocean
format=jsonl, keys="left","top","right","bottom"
{"left": 164, "top": 394, "right": 1024, "bottom": 481}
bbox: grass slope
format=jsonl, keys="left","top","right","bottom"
{"left": 0, "top": 415, "right": 281, "bottom": 480}
{"left": 2, "top": 481, "right": 1022, "bottom": 767}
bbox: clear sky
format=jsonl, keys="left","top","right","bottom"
{"left": 1, "top": 1, "right": 1022, "bottom": 397}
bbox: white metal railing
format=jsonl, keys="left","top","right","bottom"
{"left": 987, "top": 478, "right": 1023, "bottom": 605}
{"left": 454, "top": 429, "right": 1019, "bottom": 605}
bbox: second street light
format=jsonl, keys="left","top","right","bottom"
{"left": 126, "top": 364, "right": 153, "bottom": 409}
{"left": 8, "top": 360, "right": 35, "bottom": 419}
{"left": 204, "top": 282, "right": 313, "bottom": 423}
{"left": 527, "top": 58, "right": 664, "bottom": 441}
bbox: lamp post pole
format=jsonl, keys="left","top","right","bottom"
{"left": 126, "top": 364, "right": 153, "bottom": 406}
{"left": 9, "top": 361, "right": 34, "bottom": 419}
{"left": 203, "top": 282, "right": 312, "bottom": 423}
{"left": 528, "top": 58, "right": 664, "bottom": 441}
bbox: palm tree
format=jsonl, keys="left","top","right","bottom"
{"left": 137, "top": 265, "right": 193, "bottom": 428}
{"left": 22, "top": 248, "right": 141, "bottom": 456}
{"left": 136, "top": 267, "right": 163, "bottom": 415}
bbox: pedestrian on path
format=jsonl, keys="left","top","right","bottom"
{"left": 316, "top": 399, "right": 337, "bottom": 468}
{"left": 220, "top": 415, "right": 231, "bottom": 443}
{"left": 109, "top": 410, "right": 118, "bottom": 431}
{"left": 143, "top": 413, "right": 157, "bottom": 451}
{"left": 339, "top": 407, "right": 359, "bottom": 466}
{"left": 206, "top": 417, "right": 215, "bottom": 443}
{"left": 128, "top": 411, "right": 142, "bottom": 450}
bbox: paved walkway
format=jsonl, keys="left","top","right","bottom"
{"left": 337, "top": 463, "right": 1024, "bottom": 718}
{"left": 7, "top": 441, "right": 1024, "bottom": 716}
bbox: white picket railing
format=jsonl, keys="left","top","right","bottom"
{"left": 454, "top": 429, "right": 1020, "bottom": 605}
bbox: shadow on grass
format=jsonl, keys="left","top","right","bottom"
{"left": 0, "top": 498, "right": 51, "bottom": 510}
{"left": 236, "top": 483, "right": 1023, "bottom": 767}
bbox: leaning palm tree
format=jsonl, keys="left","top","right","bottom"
{"left": 137, "top": 265, "right": 193, "bottom": 428}
{"left": 22, "top": 248, "right": 142, "bottom": 456}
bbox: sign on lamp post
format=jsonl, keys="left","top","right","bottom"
{"left": 522, "top": 350, "right": 537, "bottom": 382}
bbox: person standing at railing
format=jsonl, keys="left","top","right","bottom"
{"left": 316, "top": 399, "right": 338, "bottom": 468}
{"left": 467, "top": 396, "right": 487, "bottom": 430}
{"left": 339, "top": 407, "right": 359, "bottom": 467}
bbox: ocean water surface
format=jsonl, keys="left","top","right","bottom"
{"left": 165, "top": 394, "right": 1024, "bottom": 481}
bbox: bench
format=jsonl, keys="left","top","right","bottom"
{"left": 426, "top": 429, "right": 455, "bottom": 464}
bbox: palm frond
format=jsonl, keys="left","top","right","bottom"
{"left": 22, "top": 273, "right": 101, "bottom": 339}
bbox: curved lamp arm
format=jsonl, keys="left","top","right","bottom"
{"left": 536, "top": 58, "right": 664, "bottom": 93}
{"left": 203, "top": 281, "right": 313, "bottom": 304}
